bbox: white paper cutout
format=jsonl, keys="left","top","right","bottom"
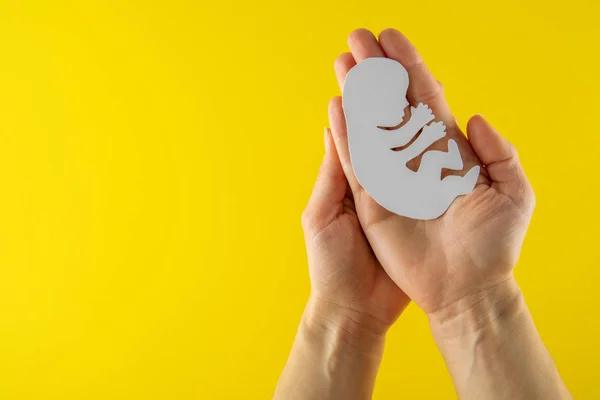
{"left": 342, "top": 58, "right": 479, "bottom": 220}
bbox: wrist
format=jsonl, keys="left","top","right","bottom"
{"left": 274, "top": 296, "right": 386, "bottom": 400}
{"left": 426, "top": 279, "right": 571, "bottom": 400}
{"left": 301, "top": 294, "right": 387, "bottom": 358}
{"left": 427, "top": 277, "right": 525, "bottom": 344}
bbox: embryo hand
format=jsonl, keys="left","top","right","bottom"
{"left": 330, "top": 28, "right": 536, "bottom": 318}
{"left": 411, "top": 103, "right": 434, "bottom": 126}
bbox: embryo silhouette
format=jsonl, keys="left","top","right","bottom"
{"left": 342, "top": 57, "right": 479, "bottom": 220}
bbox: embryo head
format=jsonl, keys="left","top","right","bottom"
{"left": 342, "top": 58, "right": 410, "bottom": 127}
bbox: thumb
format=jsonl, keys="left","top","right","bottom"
{"left": 301, "top": 128, "right": 347, "bottom": 235}
{"left": 467, "top": 115, "right": 535, "bottom": 212}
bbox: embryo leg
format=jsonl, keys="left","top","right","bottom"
{"left": 442, "top": 165, "right": 480, "bottom": 197}
{"left": 418, "top": 139, "right": 463, "bottom": 179}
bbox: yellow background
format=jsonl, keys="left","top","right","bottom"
{"left": 0, "top": 0, "right": 598, "bottom": 398}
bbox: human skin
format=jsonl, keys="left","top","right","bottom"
{"left": 275, "top": 28, "right": 571, "bottom": 400}
{"left": 273, "top": 127, "right": 410, "bottom": 400}
{"left": 328, "top": 28, "right": 571, "bottom": 399}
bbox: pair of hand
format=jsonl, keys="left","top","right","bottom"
{"left": 302, "top": 27, "right": 534, "bottom": 336}
{"left": 276, "top": 28, "right": 570, "bottom": 400}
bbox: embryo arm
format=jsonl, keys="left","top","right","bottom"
{"left": 395, "top": 121, "right": 446, "bottom": 163}
{"left": 378, "top": 103, "right": 435, "bottom": 148}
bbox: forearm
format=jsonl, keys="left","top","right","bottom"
{"left": 428, "top": 278, "right": 571, "bottom": 400}
{"left": 274, "top": 296, "right": 386, "bottom": 400}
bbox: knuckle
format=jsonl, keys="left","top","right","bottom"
{"left": 301, "top": 208, "right": 313, "bottom": 229}
{"left": 318, "top": 161, "right": 329, "bottom": 176}
{"left": 526, "top": 185, "right": 537, "bottom": 211}
{"left": 513, "top": 179, "right": 536, "bottom": 214}
{"left": 301, "top": 206, "right": 323, "bottom": 234}
{"left": 505, "top": 156, "right": 520, "bottom": 175}
{"left": 436, "top": 80, "right": 445, "bottom": 94}
{"left": 417, "top": 85, "right": 443, "bottom": 106}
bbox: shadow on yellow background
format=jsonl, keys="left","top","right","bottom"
{"left": 0, "top": 0, "right": 598, "bottom": 398}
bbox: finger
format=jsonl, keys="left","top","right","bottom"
{"left": 378, "top": 28, "right": 482, "bottom": 174}
{"left": 378, "top": 28, "right": 454, "bottom": 128}
{"left": 467, "top": 115, "right": 535, "bottom": 211}
{"left": 348, "top": 28, "right": 385, "bottom": 62}
{"left": 334, "top": 52, "right": 356, "bottom": 90}
{"left": 328, "top": 97, "right": 362, "bottom": 195}
{"left": 303, "top": 128, "right": 347, "bottom": 235}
